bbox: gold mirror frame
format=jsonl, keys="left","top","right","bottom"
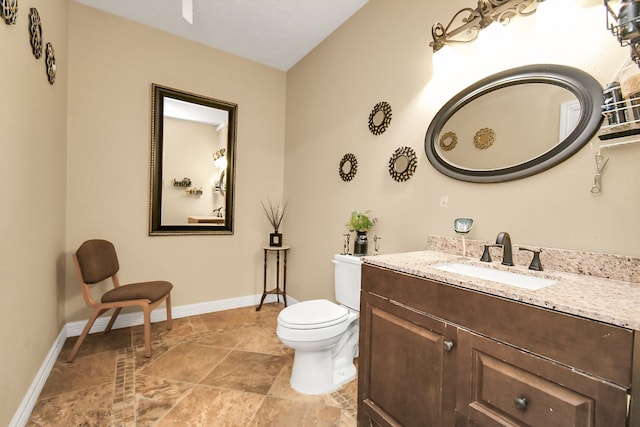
{"left": 149, "top": 84, "right": 237, "bottom": 235}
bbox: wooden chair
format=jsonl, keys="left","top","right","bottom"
{"left": 67, "top": 239, "right": 173, "bottom": 363}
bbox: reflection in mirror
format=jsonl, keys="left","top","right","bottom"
{"left": 150, "top": 84, "right": 237, "bottom": 235}
{"left": 425, "top": 64, "right": 603, "bottom": 183}
{"left": 439, "top": 84, "right": 576, "bottom": 170}
{"left": 343, "top": 161, "right": 352, "bottom": 174}
{"left": 394, "top": 155, "right": 409, "bottom": 173}
{"left": 373, "top": 110, "right": 386, "bottom": 126}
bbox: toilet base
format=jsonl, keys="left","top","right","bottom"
{"left": 333, "top": 362, "right": 356, "bottom": 389}
{"left": 290, "top": 347, "right": 351, "bottom": 395}
{"left": 277, "top": 304, "right": 360, "bottom": 396}
{"left": 287, "top": 324, "right": 358, "bottom": 395}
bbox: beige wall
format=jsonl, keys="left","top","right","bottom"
{"left": 284, "top": 0, "right": 639, "bottom": 302}
{"left": 64, "top": 1, "right": 287, "bottom": 323}
{"left": 0, "top": 0, "right": 68, "bottom": 424}
{"left": 5, "top": 0, "right": 640, "bottom": 423}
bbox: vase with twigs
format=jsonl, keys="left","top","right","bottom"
{"left": 261, "top": 198, "right": 289, "bottom": 247}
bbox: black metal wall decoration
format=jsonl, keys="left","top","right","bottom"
{"left": 45, "top": 42, "right": 56, "bottom": 84}
{"left": 29, "top": 8, "right": 42, "bottom": 59}
{"left": 388, "top": 146, "right": 418, "bottom": 182}
{"left": 1, "top": 0, "right": 18, "bottom": 25}
{"left": 368, "top": 101, "right": 392, "bottom": 135}
{"left": 339, "top": 153, "right": 358, "bottom": 182}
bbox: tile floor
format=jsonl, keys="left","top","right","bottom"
{"left": 27, "top": 303, "right": 358, "bottom": 426}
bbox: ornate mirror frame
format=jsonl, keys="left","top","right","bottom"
{"left": 368, "top": 101, "right": 392, "bottom": 135}
{"left": 424, "top": 64, "right": 604, "bottom": 183}
{"left": 149, "top": 84, "right": 237, "bottom": 235}
{"left": 388, "top": 146, "right": 418, "bottom": 182}
{"left": 339, "top": 153, "right": 358, "bottom": 182}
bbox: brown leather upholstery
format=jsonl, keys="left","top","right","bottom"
{"left": 101, "top": 281, "right": 173, "bottom": 303}
{"left": 67, "top": 239, "right": 173, "bottom": 363}
{"left": 76, "top": 239, "right": 120, "bottom": 283}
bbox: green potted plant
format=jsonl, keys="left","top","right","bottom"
{"left": 261, "top": 198, "right": 289, "bottom": 247}
{"left": 346, "top": 210, "right": 377, "bottom": 256}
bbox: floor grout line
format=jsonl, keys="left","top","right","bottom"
{"left": 110, "top": 346, "right": 136, "bottom": 426}
{"left": 331, "top": 388, "right": 358, "bottom": 420}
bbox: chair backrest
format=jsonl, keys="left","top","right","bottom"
{"left": 75, "top": 239, "right": 120, "bottom": 284}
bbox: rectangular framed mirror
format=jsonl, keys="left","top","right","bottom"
{"left": 149, "top": 84, "right": 237, "bottom": 235}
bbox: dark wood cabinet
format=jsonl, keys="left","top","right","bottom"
{"left": 357, "top": 264, "right": 632, "bottom": 427}
{"left": 456, "top": 329, "right": 627, "bottom": 427}
{"left": 358, "top": 291, "right": 457, "bottom": 426}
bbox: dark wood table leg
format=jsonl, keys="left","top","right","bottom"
{"left": 275, "top": 250, "right": 281, "bottom": 303}
{"left": 283, "top": 249, "right": 288, "bottom": 306}
{"left": 256, "top": 248, "right": 268, "bottom": 311}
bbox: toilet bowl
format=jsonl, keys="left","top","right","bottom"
{"left": 276, "top": 254, "right": 362, "bottom": 395}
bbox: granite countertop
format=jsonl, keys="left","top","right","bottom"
{"left": 363, "top": 250, "right": 640, "bottom": 330}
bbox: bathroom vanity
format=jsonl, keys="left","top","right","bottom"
{"left": 357, "top": 249, "right": 640, "bottom": 427}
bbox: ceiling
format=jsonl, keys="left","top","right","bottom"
{"left": 74, "top": 0, "right": 369, "bottom": 71}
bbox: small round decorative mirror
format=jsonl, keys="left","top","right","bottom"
{"left": 339, "top": 153, "right": 358, "bottom": 182}
{"left": 368, "top": 101, "right": 392, "bottom": 135}
{"left": 1, "top": 0, "right": 18, "bottom": 25}
{"left": 388, "top": 146, "right": 417, "bottom": 182}
{"left": 473, "top": 128, "right": 495, "bottom": 150}
{"left": 29, "top": 8, "right": 42, "bottom": 59}
{"left": 45, "top": 42, "right": 56, "bottom": 85}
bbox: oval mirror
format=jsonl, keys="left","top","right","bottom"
{"left": 394, "top": 155, "right": 409, "bottom": 173}
{"left": 150, "top": 84, "right": 237, "bottom": 235}
{"left": 424, "top": 64, "right": 603, "bottom": 183}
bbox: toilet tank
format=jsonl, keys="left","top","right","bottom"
{"left": 333, "top": 254, "right": 363, "bottom": 311}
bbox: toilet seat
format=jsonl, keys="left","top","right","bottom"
{"left": 278, "top": 299, "right": 348, "bottom": 330}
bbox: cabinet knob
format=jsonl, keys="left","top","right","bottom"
{"left": 443, "top": 340, "right": 455, "bottom": 352}
{"left": 514, "top": 396, "right": 528, "bottom": 411}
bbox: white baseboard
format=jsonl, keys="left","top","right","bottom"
{"left": 64, "top": 293, "right": 294, "bottom": 336}
{"left": 9, "top": 328, "right": 67, "bottom": 427}
{"left": 10, "top": 293, "right": 298, "bottom": 427}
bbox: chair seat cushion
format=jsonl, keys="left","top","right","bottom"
{"left": 102, "top": 281, "right": 173, "bottom": 304}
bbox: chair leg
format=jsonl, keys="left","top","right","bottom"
{"left": 165, "top": 293, "right": 173, "bottom": 330}
{"left": 67, "top": 308, "right": 103, "bottom": 363}
{"left": 143, "top": 305, "right": 152, "bottom": 358}
{"left": 105, "top": 307, "right": 122, "bottom": 334}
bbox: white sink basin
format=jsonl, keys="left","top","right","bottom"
{"left": 431, "top": 262, "right": 556, "bottom": 290}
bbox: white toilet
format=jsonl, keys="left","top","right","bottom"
{"left": 276, "top": 254, "right": 362, "bottom": 395}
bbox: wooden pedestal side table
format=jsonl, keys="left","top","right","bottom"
{"left": 256, "top": 245, "right": 290, "bottom": 311}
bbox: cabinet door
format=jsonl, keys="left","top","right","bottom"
{"left": 358, "top": 292, "right": 457, "bottom": 427}
{"left": 456, "top": 329, "right": 628, "bottom": 427}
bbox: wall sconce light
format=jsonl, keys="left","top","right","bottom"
{"left": 605, "top": 0, "right": 640, "bottom": 66}
{"left": 430, "top": 0, "right": 545, "bottom": 52}
{"left": 213, "top": 148, "right": 227, "bottom": 169}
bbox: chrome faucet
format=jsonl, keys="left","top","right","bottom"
{"left": 495, "top": 232, "right": 514, "bottom": 266}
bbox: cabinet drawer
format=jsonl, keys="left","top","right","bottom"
{"left": 456, "top": 330, "right": 628, "bottom": 427}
